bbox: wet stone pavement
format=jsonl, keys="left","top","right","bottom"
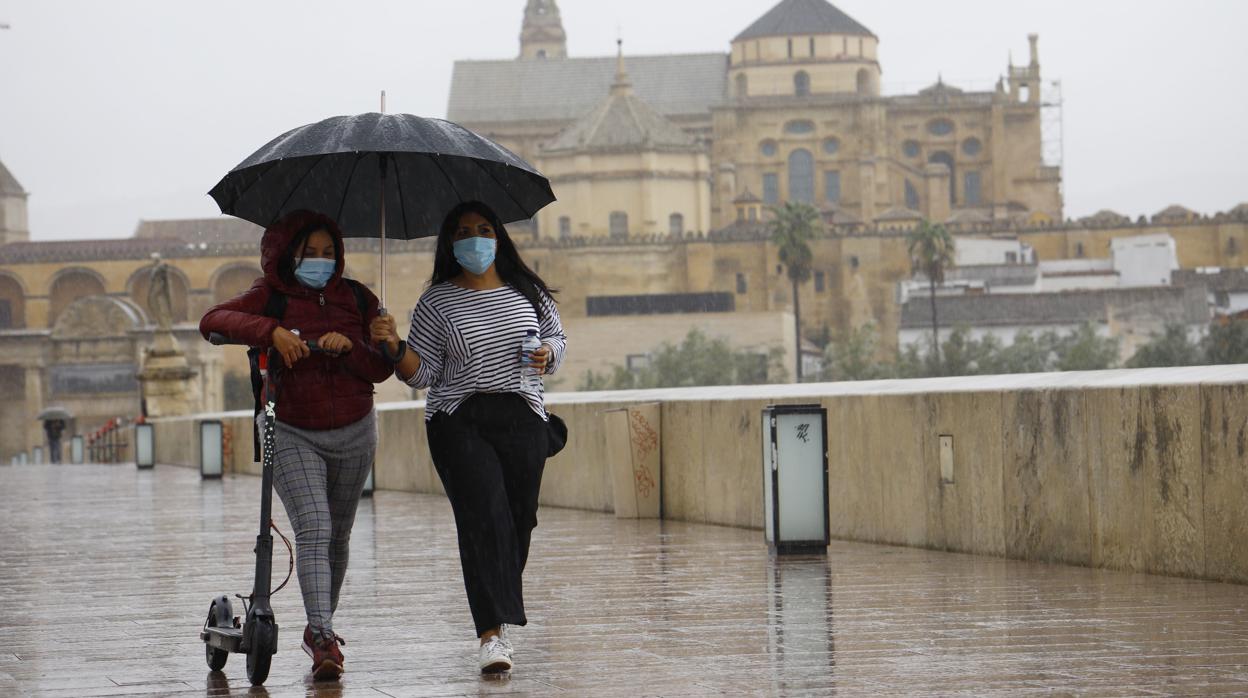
{"left": 4, "top": 464, "right": 1248, "bottom": 696}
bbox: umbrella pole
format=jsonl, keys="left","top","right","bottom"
{"left": 379, "top": 90, "right": 388, "bottom": 311}
{"left": 379, "top": 158, "right": 387, "bottom": 310}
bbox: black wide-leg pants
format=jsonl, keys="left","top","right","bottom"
{"left": 426, "top": 393, "right": 549, "bottom": 637}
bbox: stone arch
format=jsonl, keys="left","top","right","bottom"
{"left": 48, "top": 267, "right": 107, "bottom": 327}
{"left": 51, "top": 295, "right": 144, "bottom": 340}
{"left": 210, "top": 263, "right": 264, "bottom": 304}
{"left": 127, "top": 263, "right": 191, "bottom": 325}
{"left": 0, "top": 271, "right": 27, "bottom": 329}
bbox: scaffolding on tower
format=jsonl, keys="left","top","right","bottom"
{"left": 1040, "top": 79, "right": 1065, "bottom": 200}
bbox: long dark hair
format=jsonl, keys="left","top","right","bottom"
{"left": 431, "top": 201, "right": 557, "bottom": 319}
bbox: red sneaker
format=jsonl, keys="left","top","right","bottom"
{"left": 301, "top": 624, "right": 345, "bottom": 681}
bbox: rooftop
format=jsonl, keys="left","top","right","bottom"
{"left": 733, "top": 0, "right": 874, "bottom": 42}
{"left": 447, "top": 53, "right": 727, "bottom": 125}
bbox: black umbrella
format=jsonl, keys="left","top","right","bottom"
{"left": 208, "top": 110, "right": 555, "bottom": 305}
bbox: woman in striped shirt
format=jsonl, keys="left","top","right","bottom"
{"left": 370, "top": 201, "right": 566, "bottom": 675}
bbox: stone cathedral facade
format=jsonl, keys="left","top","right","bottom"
{"left": 448, "top": 0, "right": 1062, "bottom": 239}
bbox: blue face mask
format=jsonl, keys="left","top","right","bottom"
{"left": 453, "top": 237, "right": 497, "bottom": 275}
{"left": 294, "top": 258, "right": 335, "bottom": 289}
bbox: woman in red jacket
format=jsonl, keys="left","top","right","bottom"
{"left": 200, "top": 209, "right": 394, "bottom": 681}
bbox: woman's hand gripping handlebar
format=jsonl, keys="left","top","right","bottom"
{"left": 208, "top": 328, "right": 342, "bottom": 368}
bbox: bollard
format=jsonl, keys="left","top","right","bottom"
{"left": 761, "top": 404, "right": 829, "bottom": 554}
{"left": 71, "top": 435, "right": 84, "bottom": 464}
{"left": 134, "top": 424, "right": 155, "bottom": 469}
{"left": 200, "top": 420, "right": 224, "bottom": 479}
{"left": 33, "top": 446, "right": 43, "bottom": 464}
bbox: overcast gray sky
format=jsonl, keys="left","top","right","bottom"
{"left": 1, "top": 0, "right": 1245, "bottom": 241}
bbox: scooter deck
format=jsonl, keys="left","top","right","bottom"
{"left": 201, "top": 626, "right": 243, "bottom": 653}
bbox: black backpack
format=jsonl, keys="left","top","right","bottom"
{"left": 248, "top": 280, "right": 370, "bottom": 462}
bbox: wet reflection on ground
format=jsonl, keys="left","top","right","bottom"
{"left": 3, "top": 463, "right": 1248, "bottom": 695}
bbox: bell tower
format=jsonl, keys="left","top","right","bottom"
{"left": 519, "top": 0, "right": 567, "bottom": 60}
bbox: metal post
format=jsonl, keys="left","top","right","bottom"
{"left": 71, "top": 435, "right": 84, "bottom": 464}
{"left": 761, "top": 404, "right": 830, "bottom": 554}
{"left": 135, "top": 424, "right": 155, "bottom": 469}
{"left": 200, "top": 420, "right": 224, "bottom": 479}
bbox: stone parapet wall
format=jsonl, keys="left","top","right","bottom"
{"left": 151, "top": 365, "right": 1248, "bottom": 583}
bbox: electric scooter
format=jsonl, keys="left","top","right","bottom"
{"left": 199, "top": 331, "right": 327, "bottom": 685}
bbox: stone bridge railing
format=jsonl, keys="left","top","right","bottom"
{"left": 151, "top": 366, "right": 1248, "bottom": 584}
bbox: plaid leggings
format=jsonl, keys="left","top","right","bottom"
{"left": 269, "top": 411, "right": 376, "bottom": 641}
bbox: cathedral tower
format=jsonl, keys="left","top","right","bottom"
{"left": 519, "top": 0, "right": 567, "bottom": 60}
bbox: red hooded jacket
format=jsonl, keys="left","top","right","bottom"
{"left": 199, "top": 211, "right": 393, "bottom": 431}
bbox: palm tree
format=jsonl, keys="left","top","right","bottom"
{"left": 907, "top": 219, "right": 956, "bottom": 369}
{"left": 768, "top": 201, "right": 821, "bottom": 381}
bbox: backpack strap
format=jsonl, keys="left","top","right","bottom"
{"left": 248, "top": 288, "right": 287, "bottom": 462}
{"left": 343, "top": 278, "right": 371, "bottom": 329}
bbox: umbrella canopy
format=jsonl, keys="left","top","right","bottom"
{"left": 36, "top": 406, "right": 72, "bottom": 421}
{"left": 208, "top": 112, "right": 555, "bottom": 240}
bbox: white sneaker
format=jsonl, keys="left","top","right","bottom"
{"left": 479, "top": 634, "right": 514, "bottom": 674}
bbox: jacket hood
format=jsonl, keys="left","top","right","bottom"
{"left": 260, "top": 210, "right": 346, "bottom": 294}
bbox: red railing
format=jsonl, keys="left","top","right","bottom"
{"left": 87, "top": 417, "right": 131, "bottom": 463}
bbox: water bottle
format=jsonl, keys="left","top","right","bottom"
{"left": 521, "top": 329, "right": 543, "bottom": 391}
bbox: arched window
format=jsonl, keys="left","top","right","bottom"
{"left": 0, "top": 274, "right": 25, "bottom": 329}
{"left": 962, "top": 137, "right": 983, "bottom": 157}
{"left": 212, "top": 264, "right": 263, "bottom": 304}
{"left": 669, "top": 213, "right": 684, "bottom": 237}
{"left": 536, "top": 49, "right": 547, "bottom": 59}
{"left": 904, "top": 180, "right": 920, "bottom": 210}
{"left": 794, "top": 71, "right": 810, "bottom": 97}
{"left": 1075, "top": 242, "right": 1085, "bottom": 258}
{"left": 735, "top": 73, "right": 748, "bottom": 98}
{"left": 824, "top": 171, "right": 841, "bottom": 203}
{"left": 609, "top": 211, "right": 629, "bottom": 238}
{"left": 1229, "top": 238, "right": 1240, "bottom": 257}
{"left": 788, "top": 149, "right": 815, "bottom": 204}
{"left": 928, "top": 151, "right": 956, "bottom": 203}
{"left": 787, "top": 38, "right": 793, "bottom": 59}
{"left": 49, "top": 269, "right": 106, "bottom": 327}
{"left": 559, "top": 216, "right": 572, "bottom": 239}
{"left": 856, "top": 68, "right": 872, "bottom": 94}
{"left": 822, "top": 137, "right": 840, "bottom": 155}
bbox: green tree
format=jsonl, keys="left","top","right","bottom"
{"left": 576, "top": 328, "right": 787, "bottom": 391}
{"left": 990, "top": 330, "right": 1054, "bottom": 374}
{"left": 939, "top": 328, "right": 1003, "bottom": 376}
{"left": 768, "top": 201, "right": 821, "bottom": 382}
{"left": 1202, "top": 319, "right": 1248, "bottom": 365}
{"left": 1052, "top": 323, "right": 1120, "bottom": 371}
{"left": 906, "top": 220, "right": 956, "bottom": 369}
{"left": 1126, "top": 324, "right": 1203, "bottom": 368}
{"left": 822, "top": 323, "right": 891, "bottom": 381}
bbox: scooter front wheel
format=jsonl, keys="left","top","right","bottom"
{"left": 246, "top": 617, "right": 276, "bottom": 685}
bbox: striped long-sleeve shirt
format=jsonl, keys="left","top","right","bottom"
{"left": 402, "top": 282, "right": 567, "bottom": 421}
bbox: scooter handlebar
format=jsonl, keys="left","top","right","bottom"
{"left": 207, "top": 332, "right": 330, "bottom": 354}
